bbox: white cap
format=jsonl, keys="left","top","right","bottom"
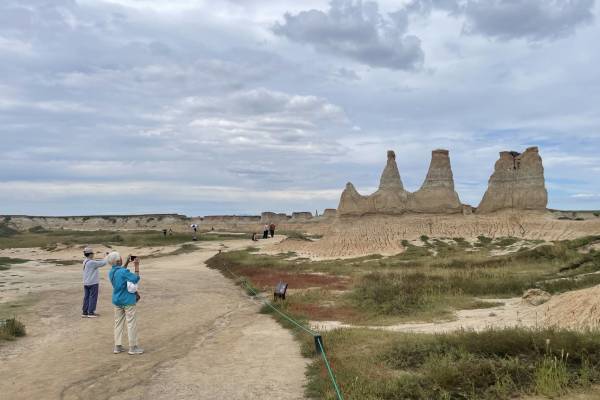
{"left": 83, "top": 246, "right": 94, "bottom": 254}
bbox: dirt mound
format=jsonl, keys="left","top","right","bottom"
{"left": 543, "top": 285, "right": 600, "bottom": 330}
{"left": 522, "top": 288, "right": 551, "bottom": 306}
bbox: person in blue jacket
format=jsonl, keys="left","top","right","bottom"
{"left": 107, "top": 251, "right": 143, "bottom": 355}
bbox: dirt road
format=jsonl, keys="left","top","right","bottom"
{"left": 0, "top": 239, "right": 307, "bottom": 399}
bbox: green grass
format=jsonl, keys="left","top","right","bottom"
{"left": 208, "top": 236, "right": 600, "bottom": 323}
{"left": 301, "top": 328, "right": 600, "bottom": 400}
{"left": 0, "top": 317, "right": 26, "bottom": 341}
{"left": 207, "top": 236, "right": 600, "bottom": 399}
{"left": 0, "top": 228, "right": 243, "bottom": 249}
{"left": 0, "top": 256, "right": 29, "bottom": 270}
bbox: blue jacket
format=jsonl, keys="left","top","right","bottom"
{"left": 109, "top": 265, "right": 140, "bottom": 307}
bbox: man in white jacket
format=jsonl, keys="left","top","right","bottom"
{"left": 82, "top": 246, "right": 107, "bottom": 318}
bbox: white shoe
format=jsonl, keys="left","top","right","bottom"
{"left": 113, "top": 345, "right": 125, "bottom": 354}
{"left": 128, "top": 346, "right": 144, "bottom": 355}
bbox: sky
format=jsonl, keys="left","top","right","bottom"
{"left": 1, "top": 0, "right": 599, "bottom": 216}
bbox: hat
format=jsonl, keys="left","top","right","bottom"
{"left": 83, "top": 246, "right": 94, "bottom": 254}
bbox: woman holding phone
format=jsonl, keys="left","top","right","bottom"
{"left": 107, "top": 251, "right": 143, "bottom": 355}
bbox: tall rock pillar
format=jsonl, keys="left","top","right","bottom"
{"left": 409, "top": 149, "right": 462, "bottom": 213}
{"left": 477, "top": 147, "right": 547, "bottom": 213}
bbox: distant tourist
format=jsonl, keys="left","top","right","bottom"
{"left": 252, "top": 232, "right": 258, "bottom": 241}
{"left": 269, "top": 223, "right": 276, "bottom": 238}
{"left": 162, "top": 229, "right": 167, "bottom": 237}
{"left": 82, "top": 246, "right": 107, "bottom": 318}
{"left": 263, "top": 224, "right": 269, "bottom": 239}
{"left": 168, "top": 228, "right": 173, "bottom": 235}
{"left": 107, "top": 252, "right": 143, "bottom": 355}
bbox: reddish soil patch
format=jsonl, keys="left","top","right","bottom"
{"left": 289, "top": 303, "right": 361, "bottom": 321}
{"left": 235, "top": 267, "right": 349, "bottom": 290}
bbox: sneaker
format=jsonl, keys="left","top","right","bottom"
{"left": 87, "top": 313, "right": 99, "bottom": 318}
{"left": 81, "top": 314, "right": 88, "bottom": 318}
{"left": 113, "top": 345, "right": 125, "bottom": 354}
{"left": 128, "top": 346, "right": 144, "bottom": 355}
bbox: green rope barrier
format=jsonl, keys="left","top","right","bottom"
{"left": 317, "top": 337, "right": 344, "bottom": 400}
{"left": 221, "top": 263, "right": 344, "bottom": 400}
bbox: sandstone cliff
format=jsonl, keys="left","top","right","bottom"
{"left": 477, "top": 147, "right": 547, "bottom": 213}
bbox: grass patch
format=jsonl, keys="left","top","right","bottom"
{"left": 207, "top": 236, "right": 600, "bottom": 399}
{"left": 0, "top": 317, "right": 26, "bottom": 341}
{"left": 0, "top": 257, "right": 29, "bottom": 270}
{"left": 302, "top": 328, "right": 600, "bottom": 400}
{"left": 0, "top": 228, "right": 243, "bottom": 249}
{"left": 208, "top": 235, "right": 600, "bottom": 323}
{"left": 0, "top": 223, "right": 18, "bottom": 237}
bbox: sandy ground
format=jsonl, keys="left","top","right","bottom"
{"left": 311, "top": 284, "right": 600, "bottom": 334}
{"left": 310, "top": 298, "right": 543, "bottom": 333}
{"left": 0, "top": 238, "right": 308, "bottom": 400}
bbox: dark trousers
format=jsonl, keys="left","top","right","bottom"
{"left": 82, "top": 284, "right": 99, "bottom": 315}
{"left": 263, "top": 230, "right": 268, "bottom": 239}
{"left": 269, "top": 229, "right": 275, "bottom": 237}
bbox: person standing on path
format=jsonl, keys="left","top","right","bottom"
{"left": 82, "top": 246, "right": 107, "bottom": 318}
{"left": 269, "top": 223, "right": 276, "bottom": 238}
{"left": 263, "top": 224, "right": 269, "bottom": 239}
{"left": 108, "top": 251, "right": 143, "bottom": 355}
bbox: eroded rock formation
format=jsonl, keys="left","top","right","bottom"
{"left": 260, "top": 212, "right": 290, "bottom": 223}
{"left": 477, "top": 147, "right": 547, "bottom": 213}
{"left": 291, "top": 212, "right": 313, "bottom": 220}
{"left": 337, "top": 147, "right": 548, "bottom": 217}
{"left": 409, "top": 149, "right": 462, "bottom": 213}
{"left": 322, "top": 208, "right": 337, "bottom": 218}
{"left": 338, "top": 149, "right": 461, "bottom": 216}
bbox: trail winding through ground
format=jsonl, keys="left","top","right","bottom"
{"left": 0, "top": 239, "right": 307, "bottom": 400}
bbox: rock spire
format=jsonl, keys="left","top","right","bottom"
{"left": 477, "top": 146, "right": 547, "bottom": 213}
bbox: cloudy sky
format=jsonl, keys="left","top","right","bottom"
{"left": 1, "top": 0, "right": 599, "bottom": 216}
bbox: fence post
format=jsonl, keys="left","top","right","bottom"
{"left": 314, "top": 334, "right": 323, "bottom": 354}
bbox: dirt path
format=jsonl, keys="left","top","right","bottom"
{"left": 0, "top": 239, "right": 307, "bottom": 400}
{"left": 310, "top": 298, "right": 544, "bottom": 333}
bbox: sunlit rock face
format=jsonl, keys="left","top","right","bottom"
{"left": 336, "top": 147, "right": 547, "bottom": 217}
{"left": 337, "top": 149, "right": 460, "bottom": 216}
{"left": 477, "top": 147, "right": 547, "bottom": 213}
{"left": 409, "top": 149, "right": 462, "bottom": 214}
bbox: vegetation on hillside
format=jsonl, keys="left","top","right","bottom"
{"left": 207, "top": 235, "right": 600, "bottom": 399}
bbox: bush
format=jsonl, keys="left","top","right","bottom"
{"left": 0, "top": 223, "right": 18, "bottom": 237}
{"left": 352, "top": 272, "right": 445, "bottom": 315}
{"left": 0, "top": 317, "right": 26, "bottom": 340}
{"left": 476, "top": 235, "right": 493, "bottom": 245}
{"left": 28, "top": 225, "right": 49, "bottom": 233}
{"left": 420, "top": 235, "right": 429, "bottom": 243}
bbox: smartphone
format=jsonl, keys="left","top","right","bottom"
{"left": 130, "top": 255, "right": 137, "bottom": 261}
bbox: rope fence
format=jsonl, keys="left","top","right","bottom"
{"left": 222, "top": 265, "right": 344, "bottom": 400}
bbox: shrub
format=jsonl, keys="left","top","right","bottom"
{"left": 0, "top": 317, "right": 26, "bottom": 340}
{"left": 0, "top": 223, "right": 18, "bottom": 237}
{"left": 420, "top": 235, "right": 429, "bottom": 243}
{"left": 477, "top": 235, "right": 493, "bottom": 245}
{"left": 534, "top": 352, "right": 569, "bottom": 397}
{"left": 352, "top": 272, "right": 444, "bottom": 315}
{"left": 28, "top": 225, "right": 49, "bottom": 233}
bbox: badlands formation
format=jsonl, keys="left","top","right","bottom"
{"left": 2, "top": 146, "right": 598, "bottom": 259}
{"left": 271, "top": 147, "right": 600, "bottom": 259}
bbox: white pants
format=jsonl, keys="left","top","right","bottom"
{"left": 114, "top": 305, "right": 138, "bottom": 347}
